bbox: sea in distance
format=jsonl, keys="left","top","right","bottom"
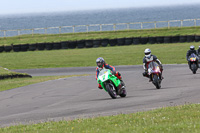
{"left": 0, "top": 4, "right": 200, "bottom": 36}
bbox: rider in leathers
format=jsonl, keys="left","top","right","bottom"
{"left": 186, "top": 45, "right": 199, "bottom": 69}
{"left": 142, "top": 48, "right": 163, "bottom": 81}
{"left": 96, "top": 57, "right": 125, "bottom": 90}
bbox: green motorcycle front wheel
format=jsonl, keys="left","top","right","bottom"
{"left": 106, "top": 83, "right": 117, "bottom": 99}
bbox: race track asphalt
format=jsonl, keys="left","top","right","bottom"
{"left": 1, "top": 64, "right": 200, "bottom": 127}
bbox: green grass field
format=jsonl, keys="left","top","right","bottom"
{"left": 1, "top": 104, "right": 200, "bottom": 133}
{"left": 0, "top": 42, "right": 196, "bottom": 70}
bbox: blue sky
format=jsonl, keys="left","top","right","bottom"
{"left": 1, "top": 0, "right": 200, "bottom": 15}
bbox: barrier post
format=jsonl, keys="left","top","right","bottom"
{"left": 86, "top": 25, "right": 89, "bottom": 33}
{"left": 154, "top": 22, "right": 157, "bottom": 29}
{"left": 100, "top": 24, "right": 102, "bottom": 31}
{"left": 113, "top": 24, "right": 116, "bottom": 31}
{"left": 194, "top": 19, "right": 197, "bottom": 27}
{"left": 127, "top": 23, "right": 130, "bottom": 30}
{"left": 181, "top": 20, "right": 183, "bottom": 27}
{"left": 4, "top": 30, "right": 6, "bottom": 39}
{"left": 32, "top": 29, "right": 34, "bottom": 38}
{"left": 59, "top": 26, "right": 61, "bottom": 36}
{"left": 73, "top": 26, "right": 75, "bottom": 33}
{"left": 168, "top": 21, "right": 170, "bottom": 29}
{"left": 18, "top": 30, "right": 21, "bottom": 40}
{"left": 141, "top": 22, "right": 143, "bottom": 29}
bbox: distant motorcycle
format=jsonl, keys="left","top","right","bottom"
{"left": 188, "top": 53, "right": 199, "bottom": 74}
{"left": 97, "top": 68, "right": 127, "bottom": 99}
{"left": 147, "top": 61, "right": 162, "bottom": 89}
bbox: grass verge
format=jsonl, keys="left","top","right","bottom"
{"left": 0, "top": 26, "right": 200, "bottom": 46}
{"left": 0, "top": 42, "right": 196, "bottom": 70}
{"left": 0, "top": 74, "right": 90, "bottom": 92}
{"left": 0, "top": 67, "right": 31, "bottom": 79}
{"left": 1, "top": 104, "right": 200, "bottom": 132}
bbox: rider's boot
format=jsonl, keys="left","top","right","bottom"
{"left": 117, "top": 79, "right": 125, "bottom": 94}
{"left": 120, "top": 79, "right": 125, "bottom": 88}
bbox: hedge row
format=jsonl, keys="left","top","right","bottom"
{"left": 0, "top": 35, "right": 200, "bottom": 52}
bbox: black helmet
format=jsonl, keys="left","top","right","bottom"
{"left": 190, "top": 45, "right": 195, "bottom": 50}
{"left": 96, "top": 57, "right": 104, "bottom": 68}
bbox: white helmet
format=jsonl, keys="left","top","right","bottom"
{"left": 190, "top": 45, "right": 195, "bottom": 50}
{"left": 144, "top": 48, "right": 151, "bottom": 59}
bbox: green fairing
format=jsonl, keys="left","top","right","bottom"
{"left": 97, "top": 69, "right": 121, "bottom": 91}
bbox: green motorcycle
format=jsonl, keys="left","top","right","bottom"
{"left": 97, "top": 68, "right": 127, "bottom": 99}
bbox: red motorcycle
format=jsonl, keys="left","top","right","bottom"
{"left": 147, "top": 61, "right": 162, "bottom": 89}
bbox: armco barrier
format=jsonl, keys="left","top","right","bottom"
{"left": 1, "top": 35, "right": 200, "bottom": 53}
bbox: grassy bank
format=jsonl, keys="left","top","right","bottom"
{"left": 0, "top": 27, "right": 200, "bottom": 46}
{"left": 1, "top": 104, "right": 200, "bottom": 132}
{"left": 0, "top": 42, "right": 195, "bottom": 69}
{"left": 0, "top": 67, "right": 31, "bottom": 78}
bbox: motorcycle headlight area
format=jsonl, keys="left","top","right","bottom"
{"left": 190, "top": 58, "right": 196, "bottom": 61}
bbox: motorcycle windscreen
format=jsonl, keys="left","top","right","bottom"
{"left": 98, "top": 69, "right": 109, "bottom": 82}
{"left": 148, "top": 61, "right": 160, "bottom": 74}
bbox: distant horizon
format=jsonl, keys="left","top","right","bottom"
{"left": 0, "top": 3, "right": 200, "bottom": 16}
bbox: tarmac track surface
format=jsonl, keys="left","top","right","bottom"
{"left": 1, "top": 64, "right": 200, "bottom": 127}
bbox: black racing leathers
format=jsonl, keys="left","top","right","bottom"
{"left": 186, "top": 49, "right": 197, "bottom": 61}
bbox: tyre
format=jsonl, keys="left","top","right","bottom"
{"left": 153, "top": 74, "right": 161, "bottom": 89}
{"left": 191, "top": 63, "right": 197, "bottom": 74}
{"left": 0, "top": 46, "right": 4, "bottom": 52}
{"left": 119, "top": 88, "right": 127, "bottom": 97}
{"left": 101, "top": 39, "right": 109, "bottom": 47}
{"left": 106, "top": 83, "right": 117, "bottom": 99}
{"left": 20, "top": 44, "right": 29, "bottom": 52}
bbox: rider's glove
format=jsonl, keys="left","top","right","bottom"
{"left": 160, "top": 65, "right": 163, "bottom": 70}
{"left": 112, "top": 70, "right": 116, "bottom": 75}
